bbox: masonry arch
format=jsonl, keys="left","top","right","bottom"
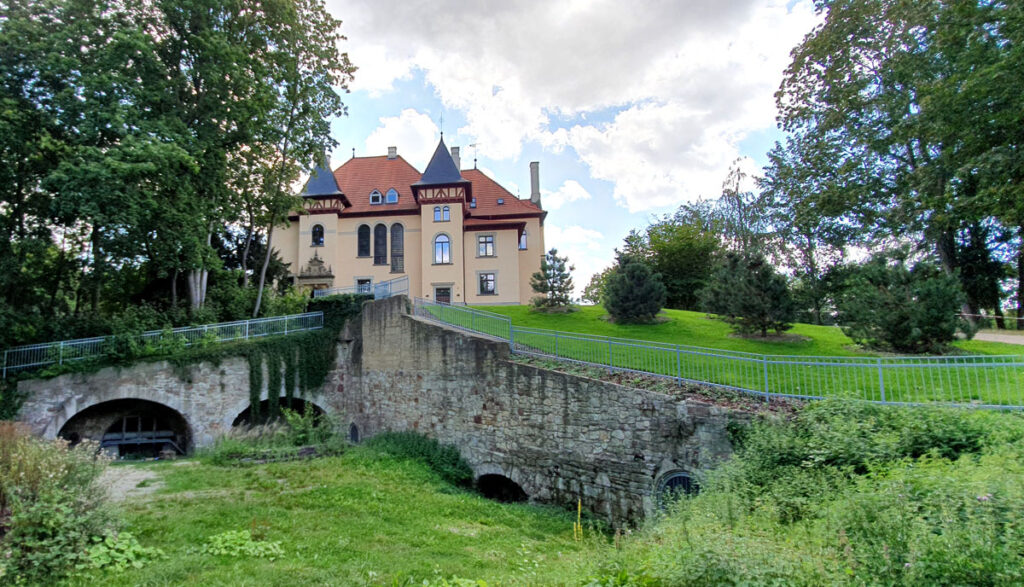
{"left": 57, "top": 398, "right": 192, "bottom": 457}
{"left": 230, "top": 397, "right": 326, "bottom": 427}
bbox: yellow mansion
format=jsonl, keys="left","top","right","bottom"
{"left": 276, "top": 138, "right": 546, "bottom": 305}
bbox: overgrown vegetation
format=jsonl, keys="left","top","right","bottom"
{"left": 593, "top": 401, "right": 1024, "bottom": 585}
{"left": 365, "top": 432, "right": 474, "bottom": 488}
{"left": 201, "top": 404, "right": 347, "bottom": 466}
{"left": 0, "top": 422, "right": 161, "bottom": 583}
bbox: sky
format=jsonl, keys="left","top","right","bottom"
{"left": 322, "top": 0, "right": 820, "bottom": 294}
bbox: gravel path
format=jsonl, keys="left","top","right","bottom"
{"left": 974, "top": 332, "right": 1024, "bottom": 346}
{"left": 100, "top": 466, "right": 162, "bottom": 502}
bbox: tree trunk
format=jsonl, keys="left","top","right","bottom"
{"left": 252, "top": 224, "right": 275, "bottom": 318}
{"left": 241, "top": 208, "right": 254, "bottom": 288}
{"left": 171, "top": 269, "right": 178, "bottom": 308}
{"left": 187, "top": 231, "right": 213, "bottom": 311}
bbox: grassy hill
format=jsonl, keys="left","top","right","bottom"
{"left": 93, "top": 450, "right": 592, "bottom": 586}
{"left": 474, "top": 305, "right": 1024, "bottom": 357}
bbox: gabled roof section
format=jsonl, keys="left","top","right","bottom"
{"left": 462, "top": 169, "right": 545, "bottom": 219}
{"left": 334, "top": 155, "right": 422, "bottom": 214}
{"left": 301, "top": 155, "right": 344, "bottom": 198}
{"left": 413, "top": 137, "right": 469, "bottom": 187}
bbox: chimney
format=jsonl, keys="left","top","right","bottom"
{"left": 387, "top": 146, "right": 397, "bottom": 159}
{"left": 529, "top": 161, "right": 541, "bottom": 208}
{"left": 450, "top": 146, "right": 461, "bottom": 170}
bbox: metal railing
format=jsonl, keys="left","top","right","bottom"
{"left": 412, "top": 299, "right": 1024, "bottom": 409}
{"left": 2, "top": 311, "right": 323, "bottom": 378}
{"left": 314, "top": 275, "right": 409, "bottom": 299}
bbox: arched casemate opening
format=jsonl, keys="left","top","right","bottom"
{"left": 58, "top": 399, "right": 191, "bottom": 458}
{"left": 477, "top": 474, "right": 528, "bottom": 503}
{"left": 231, "top": 397, "right": 326, "bottom": 428}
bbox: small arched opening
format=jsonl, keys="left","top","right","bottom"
{"left": 58, "top": 399, "right": 192, "bottom": 458}
{"left": 348, "top": 423, "right": 360, "bottom": 444}
{"left": 656, "top": 470, "right": 700, "bottom": 508}
{"left": 231, "top": 397, "right": 325, "bottom": 428}
{"left": 477, "top": 474, "right": 528, "bottom": 503}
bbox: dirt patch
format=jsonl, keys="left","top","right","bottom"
{"left": 100, "top": 466, "right": 163, "bottom": 502}
{"left": 974, "top": 332, "right": 1024, "bottom": 346}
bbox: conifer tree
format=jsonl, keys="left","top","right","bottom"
{"left": 700, "top": 253, "right": 794, "bottom": 337}
{"left": 603, "top": 254, "right": 666, "bottom": 323}
{"left": 530, "top": 249, "right": 575, "bottom": 310}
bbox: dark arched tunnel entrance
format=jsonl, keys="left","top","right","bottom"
{"left": 231, "top": 397, "right": 326, "bottom": 427}
{"left": 58, "top": 399, "right": 192, "bottom": 458}
{"left": 477, "top": 474, "right": 528, "bottom": 503}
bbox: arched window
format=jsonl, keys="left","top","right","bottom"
{"left": 311, "top": 224, "right": 324, "bottom": 247}
{"left": 518, "top": 230, "right": 528, "bottom": 250}
{"left": 433, "top": 234, "right": 451, "bottom": 264}
{"left": 433, "top": 206, "right": 441, "bottom": 222}
{"left": 442, "top": 205, "right": 450, "bottom": 221}
{"left": 390, "top": 224, "right": 404, "bottom": 273}
{"left": 385, "top": 188, "right": 399, "bottom": 204}
{"left": 373, "top": 224, "right": 387, "bottom": 265}
{"left": 357, "top": 224, "right": 370, "bottom": 257}
{"left": 369, "top": 190, "right": 382, "bottom": 205}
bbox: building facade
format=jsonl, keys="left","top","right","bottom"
{"left": 276, "top": 138, "right": 546, "bottom": 305}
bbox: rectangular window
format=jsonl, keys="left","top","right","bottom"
{"left": 479, "top": 272, "right": 496, "bottom": 295}
{"left": 478, "top": 235, "right": 495, "bottom": 257}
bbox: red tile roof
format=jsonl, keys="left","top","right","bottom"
{"left": 461, "top": 169, "right": 544, "bottom": 219}
{"left": 333, "top": 155, "right": 422, "bottom": 214}
{"left": 328, "top": 155, "right": 545, "bottom": 221}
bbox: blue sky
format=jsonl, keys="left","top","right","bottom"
{"left": 323, "top": 0, "right": 819, "bottom": 291}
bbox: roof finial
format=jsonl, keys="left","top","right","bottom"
{"left": 351, "top": 147, "right": 355, "bottom": 159}
{"left": 439, "top": 112, "right": 444, "bottom": 137}
{"left": 470, "top": 143, "right": 480, "bottom": 169}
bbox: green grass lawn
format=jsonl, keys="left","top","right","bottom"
{"left": 82, "top": 451, "right": 597, "bottom": 586}
{"left": 438, "top": 305, "right": 1024, "bottom": 406}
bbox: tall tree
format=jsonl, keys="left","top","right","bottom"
{"left": 530, "top": 249, "right": 575, "bottom": 310}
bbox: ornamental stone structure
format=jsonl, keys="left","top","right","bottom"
{"left": 17, "top": 296, "right": 740, "bottom": 525}
{"left": 277, "top": 138, "right": 547, "bottom": 305}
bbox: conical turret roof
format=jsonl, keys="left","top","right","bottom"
{"left": 300, "top": 154, "right": 344, "bottom": 197}
{"left": 413, "top": 137, "right": 468, "bottom": 187}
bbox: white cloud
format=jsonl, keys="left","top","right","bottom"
{"left": 364, "top": 109, "right": 439, "bottom": 169}
{"left": 330, "top": 0, "right": 818, "bottom": 209}
{"left": 542, "top": 180, "right": 592, "bottom": 210}
{"left": 545, "top": 224, "right": 612, "bottom": 298}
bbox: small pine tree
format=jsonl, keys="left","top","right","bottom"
{"left": 530, "top": 248, "right": 575, "bottom": 310}
{"left": 700, "top": 252, "right": 795, "bottom": 337}
{"left": 603, "top": 254, "right": 667, "bottom": 323}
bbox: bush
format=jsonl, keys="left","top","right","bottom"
{"left": 530, "top": 248, "right": 576, "bottom": 310}
{"left": 700, "top": 252, "right": 795, "bottom": 337}
{"left": 365, "top": 432, "right": 473, "bottom": 487}
{"left": 0, "top": 422, "right": 116, "bottom": 583}
{"left": 837, "top": 254, "right": 972, "bottom": 353}
{"left": 603, "top": 255, "right": 667, "bottom": 323}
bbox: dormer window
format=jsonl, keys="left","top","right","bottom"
{"left": 497, "top": 198, "right": 504, "bottom": 205}
{"left": 385, "top": 188, "right": 399, "bottom": 204}
{"left": 469, "top": 197, "right": 476, "bottom": 208}
{"left": 370, "top": 190, "right": 383, "bottom": 205}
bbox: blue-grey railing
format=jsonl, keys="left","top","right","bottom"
{"left": 412, "top": 299, "right": 1024, "bottom": 409}
{"left": 314, "top": 275, "right": 409, "bottom": 299}
{"left": 2, "top": 311, "right": 324, "bottom": 378}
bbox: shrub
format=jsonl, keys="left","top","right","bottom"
{"left": 837, "top": 254, "right": 971, "bottom": 353}
{"left": 603, "top": 254, "right": 667, "bottom": 323}
{"left": 199, "top": 529, "right": 283, "bottom": 560}
{"left": 700, "top": 252, "right": 795, "bottom": 337}
{"left": 365, "top": 432, "right": 473, "bottom": 487}
{"left": 0, "top": 422, "right": 115, "bottom": 583}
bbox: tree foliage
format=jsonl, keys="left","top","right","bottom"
{"left": 837, "top": 254, "right": 971, "bottom": 354}
{"left": 775, "top": 0, "right": 1024, "bottom": 326}
{"left": 700, "top": 253, "right": 795, "bottom": 337}
{"left": 530, "top": 249, "right": 575, "bottom": 310}
{"left": 0, "top": 0, "right": 354, "bottom": 347}
{"left": 603, "top": 255, "right": 666, "bottom": 323}
{"left": 582, "top": 266, "right": 614, "bottom": 305}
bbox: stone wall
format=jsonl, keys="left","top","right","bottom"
{"left": 338, "top": 296, "right": 740, "bottom": 524}
{"left": 17, "top": 355, "right": 349, "bottom": 449}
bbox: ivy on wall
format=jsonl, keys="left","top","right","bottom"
{"left": 0, "top": 294, "right": 370, "bottom": 423}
